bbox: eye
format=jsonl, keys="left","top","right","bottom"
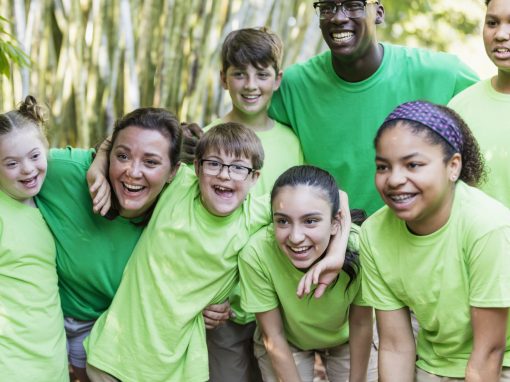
{"left": 207, "top": 160, "right": 221, "bottom": 168}
{"left": 274, "top": 217, "right": 289, "bottom": 225}
{"left": 116, "top": 153, "right": 129, "bottom": 161}
{"left": 31, "top": 152, "right": 41, "bottom": 160}
{"left": 257, "top": 71, "right": 270, "bottom": 79}
{"left": 232, "top": 71, "right": 245, "bottom": 79}
{"left": 376, "top": 163, "right": 388, "bottom": 172}
{"left": 5, "top": 161, "right": 17, "bottom": 168}
{"left": 485, "top": 18, "right": 498, "bottom": 27}
{"left": 344, "top": 1, "right": 364, "bottom": 11}
{"left": 145, "top": 159, "right": 160, "bottom": 167}
{"left": 407, "top": 162, "right": 422, "bottom": 169}
{"left": 231, "top": 164, "right": 247, "bottom": 171}
{"left": 304, "top": 218, "right": 320, "bottom": 225}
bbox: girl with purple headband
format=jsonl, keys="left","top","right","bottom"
{"left": 360, "top": 100, "right": 510, "bottom": 381}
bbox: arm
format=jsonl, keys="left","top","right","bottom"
{"left": 465, "top": 307, "right": 508, "bottom": 382}
{"left": 202, "top": 300, "right": 233, "bottom": 330}
{"left": 179, "top": 122, "right": 203, "bottom": 165}
{"left": 377, "top": 308, "right": 416, "bottom": 382}
{"left": 297, "top": 190, "right": 351, "bottom": 298}
{"left": 86, "top": 137, "right": 111, "bottom": 215}
{"left": 348, "top": 305, "right": 373, "bottom": 382}
{"left": 256, "top": 309, "right": 302, "bottom": 382}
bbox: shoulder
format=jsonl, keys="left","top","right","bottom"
{"left": 455, "top": 182, "right": 510, "bottom": 236}
{"left": 244, "top": 193, "right": 271, "bottom": 230}
{"left": 282, "top": 51, "right": 331, "bottom": 84}
{"left": 387, "top": 43, "right": 469, "bottom": 72}
{"left": 448, "top": 80, "right": 487, "bottom": 108}
{"left": 48, "top": 147, "right": 94, "bottom": 168}
{"left": 240, "top": 226, "right": 275, "bottom": 264}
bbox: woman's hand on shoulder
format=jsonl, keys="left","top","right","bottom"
{"left": 87, "top": 169, "right": 111, "bottom": 216}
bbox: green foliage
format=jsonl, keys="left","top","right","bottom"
{"left": 0, "top": 15, "right": 30, "bottom": 77}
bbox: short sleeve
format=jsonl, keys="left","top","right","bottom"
{"left": 468, "top": 227, "right": 510, "bottom": 307}
{"left": 453, "top": 58, "right": 479, "bottom": 96}
{"left": 360, "top": 226, "right": 405, "bottom": 311}
{"left": 238, "top": 243, "right": 279, "bottom": 314}
{"left": 268, "top": 81, "right": 292, "bottom": 128}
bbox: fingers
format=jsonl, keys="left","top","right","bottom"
{"left": 313, "top": 283, "right": 328, "bottom": 299}
{"left": 296, "top": 268, "right": 316, "bottom": 298}
{"left": 89, "top": 176, "right": 112, "bottom": 216}
{"left": 203, "top": 302, "right": 232, "bottom": 330}
{"left": 180, "top": 122, "right": 203, "bottom": 164}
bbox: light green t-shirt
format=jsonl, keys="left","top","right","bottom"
{"left": 37, "top": 148, "right": 144, "bottom": 320}
{"left": 361, "top": 182, "right": 510, "bottom": 378}
{"left": 85, "top": 165, "right": 270, "bottom": 382}
{"left": 239, "top": 224, "right": 365, "bottom": 350}
{"left": 0, "top": 190, "right": 68, "bottom": 381}
{"left": 206, "top": 119, "right": 304, "bottom": 323}
{"left": 449, "top": 79, "right": 510, "bottom": 208}
{"left": 269, "top": 43, "right": 478, "bottom": 215}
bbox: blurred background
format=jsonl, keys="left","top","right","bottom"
{"left": 0, "top": 0, "right": 494, "bottom": 147}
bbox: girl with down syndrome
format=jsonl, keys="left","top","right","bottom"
{"left": 361, "top": 101, "right": 510, "bottom": 381}
{"left": 239, "top": 165, "right": 377, "bottom": 382}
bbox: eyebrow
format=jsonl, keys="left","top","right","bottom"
{"left": 376, "top": 152, "right": 421, "bottom": 161}
{"left": 273, "top": 212, "right": 323, "bottom": 218}
{"left": 114, "top": 145, "right": 163, "bottom": 159}
{"left": 205, "top": 155, "right": 250, "bottom": 165}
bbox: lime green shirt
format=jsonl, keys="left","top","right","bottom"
{"left": 361, "top": 182, "right": 510, "bottom": 377}
{"left": 239, "top": 224, "right": 365, "bottom": 350}
{"left": 206, "top": 119, "right": 304, "bottom": 323}
{"left": 449, "top": 79, "right": 510, "bottom": 208}
{"left": 85, "top": 165, "right": 270, "bottom": 382}
{"left": 0, "top": 190, "right": 68, "bottom": 381}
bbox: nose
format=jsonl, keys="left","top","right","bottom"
{"left": 243, "top": 73, "right": 257, "bottom": 90}
{"left": 289, "top": 225, "right": 305, "bottom": 244}
{"left": 330, "top": 6, "right": 349, "bottom": 23}
{"left": 387, "top": 168, "right": 406, "bottom": 188}
{"left": 495, "top": 25, "right": 510, "bottom": 41}
{"left": 21, "top": 159, "right": 35, "bottom": 174}
{"left": 217, "top": 164, "right": 231, "bottom": 180}
{"left": 127, "top": 161, "right": 142, "bottom": 178}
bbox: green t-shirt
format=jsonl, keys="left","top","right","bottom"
{"left": 36, "top": 148, "right": 144, "bottom": 320}
{"left": 85, "top": 165, "right": 270, "bottom": 382}
{"left": 0, "top": 190, "right": 68, "bottom": 381}
{"left": 449, "top": 79, "right": 510, "bottom": 208}
{"left": 361, "top": 182, "right": 510, "bottom": 377}
{"left": 239, "top": 224, "right": 365, "bottom": 350}
{"left": 269, "top": 43, "right": 478, "bottom": 215}
{"left": 206, "top": 119, "right": 304, "bottom": 323}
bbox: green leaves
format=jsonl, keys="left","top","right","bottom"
{"left": 0, "top": 15, "right": 31, "bottom": 77}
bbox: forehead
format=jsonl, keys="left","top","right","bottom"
{"left": 273, "top": 185, "right": 332, "bottom": 211}
{"left": 486, "top": 0, "right": 510, "bottom": 15}
{"left": 203, "top": 149, "right": 252, "bottom": 164}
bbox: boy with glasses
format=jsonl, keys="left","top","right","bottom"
{"left": 449, "top": 0, "right": 510, "bottom": 209}
{"left": 269, "top": 0, "right": 479, "bottom": 216}
{"left": 204, "top": 27, "right": 303, "bottom": 382}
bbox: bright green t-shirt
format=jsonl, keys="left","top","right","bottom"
{"left": 269, "top": 43, "right": 478, "bottom": 215}
{"left": 239, "top": 224, "right": 365, "bottom": 350}
{"left": 449, "top": 79, "right": 510, "bottom": 208}
{"left": 206, "top": 119, "right": 304, "bottom": 323}
{"left": 85, "top": 165, "right": 270, "bottom": 382}
{"left": 0, "top": 190, "right": 68, "bottom": 381}
{"left": 361, "top": 182, "right": 510, "bottom": 377}
{"left": 36, "top": 148, "right": 144, "bottom": 320}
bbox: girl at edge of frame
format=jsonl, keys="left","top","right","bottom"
{"left": 238, "top": 165, "right": 378, "bottom": 382}
{"left": 0, "top": 96, "right": 68, "bottom": 381}
{"left": 361, "top": 100, "right": 510, "bottom": 381}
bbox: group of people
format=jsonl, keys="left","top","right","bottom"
{"left": 1, "top": 0, "right": 509, "bottom": 381}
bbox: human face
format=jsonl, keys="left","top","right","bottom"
{"left": 0, "top": 128, "right": 47, "bottom": 206}
{"left": 273, "top": 185, "right": 339, "bottom": 269}
{"left": 109, "top": 126, "right": 175, "bottom": 219}
{"left": 318, "top": 0, "right": 383, "bottom": 63}
{"left": 375, "top": 122, "right": 461, "bottom": 235}
{"left": 483, "top": 0, "right": 510, "bottom": 74}
{"left": 221, "top": 64, "right": 282, "bottom": 118}
{"left": 195, "top": 150, "right": 259, "bottom": 217}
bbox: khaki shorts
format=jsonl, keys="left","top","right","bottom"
{"left": 254, "top": 328, "right": 378, "bottom": 382}
{"left": 415, "top": 366, "right": 510, "bottom": 381}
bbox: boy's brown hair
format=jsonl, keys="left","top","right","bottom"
{"left": 195, "top": 122, "right": 264, "bottom": 171}
{"left": 221, "top": 27, "right": 283, "bottom": 73}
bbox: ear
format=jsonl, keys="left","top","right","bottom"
{"left": 249, "top": 170, "right": 260, "bottom": 187}
{"left": 220, "top": 70, "right": 228, "bottom": 90}
{"left": 273, "top": 70, "right": 283, "bottom": 91}
{"left": 447, "top": 153, "right": 462, "bottom": 182}
{"left": 194, "top": 159, "right": 200, "bottom": 177}
{"left": 167, "top": 163, "right": 181, "bottom": 183}
{"left": 330, "top": 211, "right": 341, "bottom": 236}
{"left": 375, "top": 3, "right": 385, "bottom": 24}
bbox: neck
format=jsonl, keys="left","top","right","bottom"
{"left": 331, "top": 43, "right": 384, "bottom": 82}
{"left": 223, "top": 109, "right": 274, "bottom": 132}
{"left": 22, "top": 197, "right": 37, "bottom": 208}
{"left": 492, "top": 72, "right": 510, "bottom": 94}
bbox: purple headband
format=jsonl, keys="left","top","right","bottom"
{"left": 382, "top": 101, "right": 463, "bottom": 152}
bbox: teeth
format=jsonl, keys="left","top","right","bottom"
{"left": 123, "top": 183, "right": 144, "bottom": 191}
{"left": 290, "top": 246, "right": 310, "bottom": 254}
{"left": 243, "top": 95, "right": 260, "bottom": 99}
{"left": 332, "top": 32, "right": 354, "bottom": 41}
{"left": 214, "top": 185, "right": 233, "bottom": 192}
{"left": 390, "top": 194, "right": 414, "bottom": 202}
{"left": 496, "top": 48, "right": 510, "bottom": 53}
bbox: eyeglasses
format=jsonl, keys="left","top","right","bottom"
{"left": 313, "top": 0, "right": 378, "bottom": 20}
{"left": 200, "top": 159, "right": 254, "bottom": 181}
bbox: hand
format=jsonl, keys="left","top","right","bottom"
{"left": 180, "top": 122, "right": 203, "bottom": 164}
{"left": 87, "top": 171, "right": 111, "bottom": 216}
{"left": 296, "top": 190, "right": 352, "bottom": 298}
{"left": 203, "top": 300, "right": 233, "bottom": 330}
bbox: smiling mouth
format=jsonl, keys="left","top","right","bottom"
{"left": 331, "top": 31, "right": 354, "bottom": 43}
{"left": 242, "top": 95, "right": 261, "bottom": 101}
{"left": 288, "top": 245, "right": 312, "bottom": 257}
{"left": 122, "top": 182, "right": 145, "bottom": 193}
{"left": 213, "top": 185, "right": 234, "bottom": 198}
{"left": 20, "top": 175, "right": 38, "bottom": 188}
{"left": 388, "top": 193, "right": 417, "bottom": 204}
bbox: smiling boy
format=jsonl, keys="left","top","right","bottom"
{"left": 84, "top": 123, "right": 270, "bottom": 382}
{"left": 449, "top": 0, "right": 510, "bottom": 208}
{"left": 269, "top": 0, "right": 478, "bottom": 215}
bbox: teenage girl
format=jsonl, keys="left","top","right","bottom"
{"left": 361, "top": 100, "right": 510, "bottom": 381}
{"left": 239, "top": 165, "right": 377, "bottom": 382}
{"left": 0, "top": 96, "right": 68, "bottom": 381}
